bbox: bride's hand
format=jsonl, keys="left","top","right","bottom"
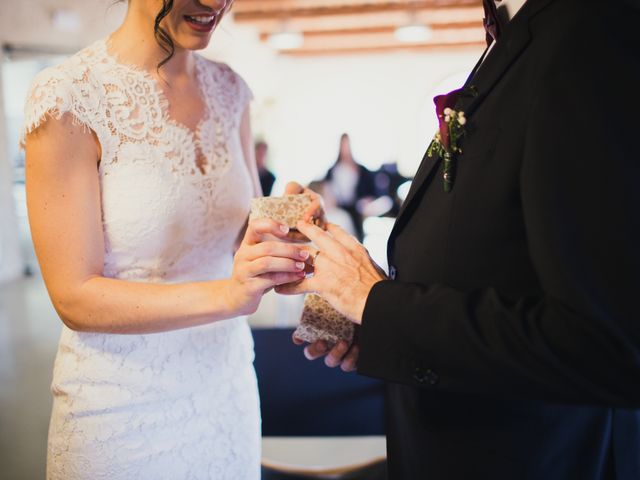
{"left": 229, "top": 218, "right": 309, "bottom": 316}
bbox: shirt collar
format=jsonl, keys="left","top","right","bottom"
{"left": 495, "top": 0, "right": 528, "bottom": 21}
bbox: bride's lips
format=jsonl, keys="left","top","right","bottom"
{"left": 184, "top": 14, "right": 218, "bottom": 33}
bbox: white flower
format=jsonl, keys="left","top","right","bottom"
{"left": 444, "top": 107, "right": 453, "bottom": 116}
{"left": 444, "top": 115, "right": 451, "bottom": 123}
{"left": 458, "top": 116, "right": 467, "bottom": 125}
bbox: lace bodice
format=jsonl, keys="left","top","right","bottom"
{"left": 22, "top": 38, "right": 254, "bottom": 283}
{"left": 23, "top": 39, "right": 261, "bottom": 479}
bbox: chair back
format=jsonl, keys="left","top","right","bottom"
{"left": 252, "top": 327, "right": 386, "bottom": 436}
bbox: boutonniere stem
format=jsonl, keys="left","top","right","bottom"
{"left": 427, "top": 89, "right": 467, "bottom": 192}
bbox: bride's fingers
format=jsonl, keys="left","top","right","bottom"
{"left": 246, "top": 242, "right": 310, "bottom": 262}
{"left": 284, "top": 181, "right": 305, "bottom": 195}
{"left": 258, "top": 271, "right": 306, "bottom": 288}
{"left": 282, "top": 182, "right": 327, "bottom": 227}
{"left": 243, "top": 218, "right": 290, "bottom": 246}
{"left": 302, "top": 194, "right": 325, "bottom": 225}
{"left": 247, "top": 257, "right": 306, "bottom": 277}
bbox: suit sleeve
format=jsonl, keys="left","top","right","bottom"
{"left": 358, "top": 9, "right": 640, "bottom": 407}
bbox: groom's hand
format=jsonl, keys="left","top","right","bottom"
{"left": 292, "top": 335, "right": 360, "bottom": 372}
{"left": 276, "top": 221, "right": 387, "bottom": 324}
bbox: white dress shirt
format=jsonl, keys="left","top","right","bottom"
{"left": 497, "top": 0, "right": 528, "bottom": 21}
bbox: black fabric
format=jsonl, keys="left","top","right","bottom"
{"left": 252, "top": 328, "right": 385, "bottom": 437}
{"left": 259, "top": 169, "right": 276, "bottom": 196}
{"left": 357, "top": 0, "right": 640, "bottom": 478}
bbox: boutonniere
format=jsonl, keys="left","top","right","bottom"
{"left": 426, "top": 88, "right": 467, "bottom": 193}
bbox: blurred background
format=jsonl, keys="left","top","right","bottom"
{"left": 0, "top": 0, "right": 485, "bottom": 478}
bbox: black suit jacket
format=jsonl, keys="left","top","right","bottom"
{"left": 358, "top": 0, "right": 640, "bottom": 478}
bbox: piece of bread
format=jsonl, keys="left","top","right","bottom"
{"left": 249, "top": 194, "right": 313, "bottom": 230}
{"left": 294, "top": 294, "right": 355, "bottom": 347}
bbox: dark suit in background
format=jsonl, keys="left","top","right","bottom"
{"left": 358, "top": 0, "right": 640, "bottom": 478}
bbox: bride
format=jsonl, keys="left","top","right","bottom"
{"left": 22, "top": 0, "right": 318, "bottom": 478}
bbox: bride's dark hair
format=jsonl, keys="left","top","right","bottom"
{"left": 114, "top": 0, "right": 175, "bottom": 70}
{"left": 117, "top": 0, "right": 234, "bottom": 71}
{"left": 154, "top": 0, "right": 175, "bottom": 69}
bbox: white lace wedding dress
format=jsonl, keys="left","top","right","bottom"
{"left": 22, "top": 38, "right": 260, "bottom": 479}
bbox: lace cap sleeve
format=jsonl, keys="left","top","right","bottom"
{"left": 20, "top": 66, "right": 91, "bottom": 147}
{"left": 234, "top": 70, "right": 254, "bottom": 118}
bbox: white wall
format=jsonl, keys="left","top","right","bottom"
{"left": 0, "top": 50, "right": 24, "bottom": 284}
{"left": 206, "top": 21, "right": 482, "bottom": 193}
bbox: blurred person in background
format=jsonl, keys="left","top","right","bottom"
{"left": 255, "top": 139, "right": 276, "bottom": 196}
{"left": 307, "top": 180, "right": 356, "bottom": 237}
{"left": 21, "top": 0, "right": 320, "bottom": 478}
{"left": 324, "top": 133, "right": 377, "bottom": 241}
{"left": 374, "top": 162, "right": 411, "bottom": 217}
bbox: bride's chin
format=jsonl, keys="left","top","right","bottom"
{"left": 174, "top": 36, "right": 213, "bottom": 52}
{"left": 169, "top": 19, "right": 220, "bottom": 51}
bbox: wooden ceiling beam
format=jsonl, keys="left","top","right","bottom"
{"left": 233, "top": 0, "right": 479, "bottom": 18}
{"left": 233, "top": 7, "right": 483, "bottom": 32}
{"left": 231, "top": 0, "right": 485, "bottom": 56}
{"left": 279, "top": 41, "right": 485, "bottom": 56}
{"left": 266, "top": 26, "right": 484, "bottom": 50}
{"left": 258, "top": 21, "right": 481, "bottom": 39}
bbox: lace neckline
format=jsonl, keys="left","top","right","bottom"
{"left": 98, "top": 37, "right": 214, "bottom": 175}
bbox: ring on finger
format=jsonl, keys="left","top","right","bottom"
{"left": 312, "top": 250, "right": 321, "bottom": 266}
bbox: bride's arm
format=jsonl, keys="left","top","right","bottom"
{"left": 239, "top": 106, "right": 263, "bottom": 198}
{"left": 25, "top": 114, "right": 307, "bottom": 334}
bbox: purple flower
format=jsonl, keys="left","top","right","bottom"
{"left": 433, "top": 88, "right": 463, "bottom": 151}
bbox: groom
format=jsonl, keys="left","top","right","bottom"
{"left": 280, "top": 0, "right": 640, "bottom": 478}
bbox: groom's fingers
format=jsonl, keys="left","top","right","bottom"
{"left": 325, "top": 341, "right": 350, "bottom": 368}
{"left": 304, "top": 341, "right": 329, "bottom": 360}
{"left": 326, "top": 223, "right": 362, "bottom": 251}
{"left": 296, "top": 221, "right": 344, "bottom": 257}
{"left": 243, "top": 219, "right": 290, "bottom": 246}
{"left": 274, "top": 277, "right": 315, "bottom": 295}
{"left": 340, "top": 345, "right": 359, "bottom": 373}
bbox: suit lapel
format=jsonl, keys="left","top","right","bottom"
{"left": 392, "top": 45, "right": 492, "bottom": 224}
{"left": 454, "top": 0, "right": 551, "bottom": 118}
{"left": 390, "top": 0, "right": 555, "bottom": 243}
